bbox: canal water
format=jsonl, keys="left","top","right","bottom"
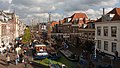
{"left": 56, "top": 52, "right": 78, "bottom": 68}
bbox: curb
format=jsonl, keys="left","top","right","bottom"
{"left": 30, "top": 61, "right": 49, "bottom": 68}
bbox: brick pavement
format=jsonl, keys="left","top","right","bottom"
{"left": 0, "top": 53, "right": 33, "bottom": 68}
{"left": 67, "top": 45, "right": 120, "bottom": 68}
{"left": 93, "top": 55, "right": 120, "bottom": 68}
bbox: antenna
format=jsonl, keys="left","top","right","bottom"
{"left": 103, "top": 8, "right": 105, "bottom": 15}
{"left": 48, "top": 12, "right": 51, "bottom": 23}
{"left": 48, "top": 12, "right": 52, "bottom": 46}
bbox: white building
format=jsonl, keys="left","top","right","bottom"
{"left": 0, "top": 21, "right": 2, "bottom": 46}
{"left": 95, "top": 8, "right": 120, "bottom": 57}
{"left": 0, "top": 10, "right": 25, "bottom": 47}
{"left": 95, "top": 21, "right": 120, "bottom": 57}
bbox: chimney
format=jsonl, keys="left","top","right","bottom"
{"left": 103, "top": 8, "right": 105, "bottom": 15}
{"left": 102, "top": 8, "right": 105, "bottom": 22}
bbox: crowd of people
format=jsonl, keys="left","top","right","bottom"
{"left": 0, "top": 44, "right": 14, "bottom": 55}
{"left": 0, "top": 43, "right": 30, "bottom": 67}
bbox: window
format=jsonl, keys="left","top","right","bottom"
{"left": 97, "top": 40, "right": 101, "bottom": 49}
{"left": 111, "top": 26, "right": 117, "bottom": 37}
{"left": 92, "top": 33, "right": 95, "bottom": 36}
{"left": 104, "top": 41, "right": 108, "bottom": 51}
{"left": 73, "top": 18, "right": 78, "bottom": 24}
{"left": 97, "top": 26, "right": 101, "bottom": 36}
{"left": 84, "top": 33, "right": 87, "bottom": 38}
{"left": 112, "top": 42, "right": 117, "bottom": 52}
{"left": 89, "top": 33, "right": 91, "bottom": 35}
{"left": 103, "top": 26, "right": 108, "bottom": 36}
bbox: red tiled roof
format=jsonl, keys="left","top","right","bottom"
{"left": 59, "top": 12, "right": 89, "bottom": 27}
{"left": 70, "top": 13, "right": 89, "bottom": 27}
{"left": 96, "top": 8, "right": 120, "bottom": 22}
{"left": 60, "top": 19, "right": 65, "bottom": 24}
{"left": 108, "top": 8, "right": 120, "bottom": 15}
{"left": 71, "top": 13, "right": 88, "bottom": 19}
{"left": 62, "top": 18, "right": 67, "bottom": 23}
{"left": 51, "top": 21, "right": 59, "bottom": 27}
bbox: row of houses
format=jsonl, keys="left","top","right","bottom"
{"left": 51, "top": 8, "right": 120, "bottom": 57}
{"left": 0, "top": 10, "right": 26, "bottom": 47}
{"left": 51, "top": 12, "right": 95, "bottom": 47}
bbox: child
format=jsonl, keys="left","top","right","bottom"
{"left": 6, "top": 53, "right": 10, "bottom": 66}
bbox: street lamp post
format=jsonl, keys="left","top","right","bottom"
{"left": 93, "top": 37, "right": 98, "bottom": 68}
{"left": 48, "top": 12, "right": 52, "bottom": 46}
{"left": 94, "top": 37, "right": 97, "bottom": 60}
{"left": 94, "top": 43, "right": 97, "bottom": 59}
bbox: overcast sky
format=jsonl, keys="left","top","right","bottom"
{"left": 0, "top": 0, "right": 120, "bottom": 24}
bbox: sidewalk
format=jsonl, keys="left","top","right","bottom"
{"left": 92, "top": 54, "right": 120, "bottom": 68}
{"left": 0, "top": 53, "right": 33, "bottom": 68}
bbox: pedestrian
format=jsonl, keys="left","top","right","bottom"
{"left": 24, "top": 56, "right": 29, "bottom": 68}
{"left": 89, "top": 61, "right": 94, "bottom": 68}
{"left": 1, "top": 47, "right": 4, "bottom": 55}
{"left": 6, "top": 53, "right": 10, "bottom": 66}
{"left": 19, "top": 53, "right": 24, "bottom": 63}
{"left": 17, "top": 54, "right": 20, "bottom": 62}
{"left": 8, "top": 45, "right": 11, "bottom": 52}
{"left": 15, "top": 55, "right": 18, "bottom": 65}
{"left": 0, "top": 47, "right": 2, "bottom": 54}
{"left": 114, "top": 51, "right": 118, "bottom": 60}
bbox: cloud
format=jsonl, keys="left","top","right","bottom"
{"left": 0, "top": 0, "right": 11, "bottom": 10}
{"left": 83, "top": 8, "right": 113, "bottom": 20}
{"left": 0, "top": 0, "right": 119, "bottom": 24}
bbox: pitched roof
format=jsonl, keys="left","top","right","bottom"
{"left": 59, "top": 19, "right": 65, "bottom": 24}
{"left": 70, "top": 13, "right": 88, "bottom": 22}
{"left": 59, "top": 12, "right": 89, "bottom": 27}
{"left": 51, "top": 21, "right": 59, "bottom": 27}
{"left": 70, "top": 13, "right": 89, "bottom": 27}
{"left": 96, "top": 8, "right": 120, "bottom": 22}
{"left": 71, "top": 13, "right": 88, "bottom": 19}
{"left": 60, "top": 17, "right": 71, "bottom": 24}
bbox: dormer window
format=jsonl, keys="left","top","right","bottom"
{"left": 110, "top": 14, "right": 115, "bottom": 18}
{"left": 73, "top": 19, "right": 78, "bottom": 24}
{"left": 79, "top": 18, "right": 83, "bottom": 20}
{"left": 110, "top": 14, "right": 115, "bottom": 20}
{"left": 102, "top": 14, "right": 115, "bottom": 21}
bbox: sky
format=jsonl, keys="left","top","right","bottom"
{"left": 0, "top": 0, "right": 120, "bottom": 25}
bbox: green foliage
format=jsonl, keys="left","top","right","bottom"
{"left": 22, "top": 27, "right": 31, "bottom": 44}
{"left": 34, "top": 58, "right": 63, "bottom": 66}
{"left": 83, "top": 40, "right": 95, "bottom": 54}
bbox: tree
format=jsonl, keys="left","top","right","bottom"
{"left": 83, "top": 40, "right": 95, "bottom": 54}
{"left": 22, "top": 27, "right": 31, "bottom": 44}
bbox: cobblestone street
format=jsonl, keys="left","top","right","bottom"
{"left": 0, "top": 53, "right": 33, "bottom": 68}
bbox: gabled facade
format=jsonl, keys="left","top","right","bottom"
{"left": 70, "top": 13, "right": 88, "bottom": 27}
{"left": 95, "top": 8, "right": 120, "bottom": 57}
{"left": 51, "top": 12, "right": 93, "bottom": 47}
{"left": 96, "top": 8, "right": 120, "bottom": 22}
{"left": 0, "top": 10, "right": 25, "bottom": 47}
